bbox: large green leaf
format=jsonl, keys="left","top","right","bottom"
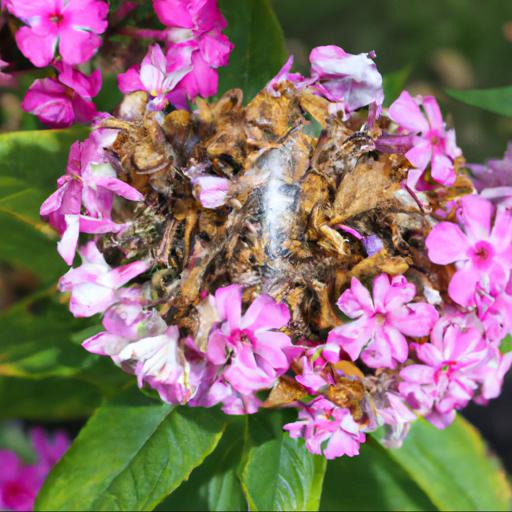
{"left": 158, "top": 417, "right": 247, "bottom": 511}
{"left": 0, "top": 128, "right": 88, "bottom": 192}
{"left": 239, "top": 411, "right": 326, "bottom": 511}
{"left": 446, "top": 86, "right": 512, "bottom": 117}
{"left": 218, "top": 0, "right": 287, "bottom": 101}
{"left": 373, "top": 416, "right": 512, "bottom": 511}
{"left": 321, "top": 438, "right": 435, "bottom": 511}
{"left": 0, "top": 377, "right": 100, "bottom": 421}
{"left": 0, "top": 296, "right": 98, "bottom": 379}
{"left": 0, "top": 128, "right": 87, "bottom": 280}
{"left": 36, "top": 390, "right": 226, "bottom": 511}
{"left": 0, "top": 175, "right": 65, "bottom": 283}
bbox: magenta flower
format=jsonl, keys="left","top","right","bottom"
{"left": 426, "top": 195, "right": 512, "bottom": 307}
{"left": 309, "top": 45, "right": 383, "bottom": 115}
{"left": 153, "top": 0, "right": 227, "bottom": 38}
{"left": 118, "top": 44, "right": 192, "bottom": 111}
{"left": 399, "top": 316, "right": 490, "bottom": 428}
{"left": 8, "top": 0, "right": 108, "bottom": 67}
{"left": 205, "top": 285, "right": 293, "bottom": 395}
{"left": 0, "top": 428, "right": 68, "bottom": 512}
{"left": 284, "top": 397, "right": 365, "bottom": 459}
{"left": 22, "top": 63, "right": 102, "bottom": 128}
{"left": 148, "top": 0, "right": 233, "bottom": 105}
{"left": 165, "top": 33, "right": 232, "bottom": 106}
{"left": 388, "top": 90, "right": 461, "bottom": 187}
{"left": 40, "top": 130, "right": 144, "bottom": 264}
{"left": 328, "top": 274, "right": 438, "bottom": 369}
{"left": 58, "top": 242, "right": 149, "bottom": 317}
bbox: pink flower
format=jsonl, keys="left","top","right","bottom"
{"left": 22, "top": 63, "right": 102, "bottom": 128}
{"left": 426, "top": 195, "right": 512, "bottom": 307}
{"left": 309, "top": 45, "right": 383, "bottom": 115}
{"left": 116, "top": 325, "right": 196, "bottom": 403}
{"left": 166, "top": 33, "right": 233, "bottom": 105}
{"left": 284, "top": 397, "right": 365, "bottom": 459}
{"left": 399, "top": 316, "right": 490, "bottom": 428}
{"left": 191, "top": 175, "right": 230, "bottom": 208}
{"left": 153, "top": 0, "right": 227, "bottom": 37}
{"left": 83, "top": 301, "right": 166, "bottom": 357}
{"left": 118, "top": 44, "right": 192, "bottom": 111}
{"left": 266, "top": 55, "right": 307, "bottom": 96}
{"left": 205, "top": 284, "right": 293, "bottom": 395}
{"left": 147, "top": 0, "right": 233, "bottom": 104}
{"left": 328, "top": 274, "right": 438, "bottom": 369}
{"left": 9, "top": 0, "right": 108, "bottom": 67}
{"left": 388, "top": 91, "right": 461, "bottom": 187}
{"left": 477, "top": 348, "right": 512, "bottom": 402}
{"left": 468, "top": 142, "right": 512, "bottom": 192}
{"left": 40, "top": 129, "right": 143, "bottom": 264}
{"left": 0, "top": 428, "right": 68, "bottom": 512}
{"left": 58, "top": 242, "right": 149, "bottom": 317}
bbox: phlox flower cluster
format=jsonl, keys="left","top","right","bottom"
{"left": 0, "top": 428, "right": 69, "bottom": 512}
{"left": 34, "top": 5, "right": 511, "bottom": 460}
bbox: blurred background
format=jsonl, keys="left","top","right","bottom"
{"left": 1, "top": 0, "right": 511, "bottom": 473}
{"left": 273, "top": 0, "right": 512, "bottom": 471}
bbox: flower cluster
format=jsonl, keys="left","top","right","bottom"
{"left": 0, "top": 428, "right": 69, "bottom": 511}
{"left": 36, "top": 6, "right": 511, "bottom": 460}
{"left": 118, "top": 0, "right": 234, "bottom": 110}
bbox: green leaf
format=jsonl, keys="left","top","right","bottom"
{"left": 239, "top": 411, "right": 326, "bottom": 511}
{"left": 0, "top": 176, "right": 65, "bottom": 283}
{"left": 0, "top": 296, "right": 98, "bottom": 379}
{"left": 373, "top": 416, "right": 512, "bottom": 511}
{"left": 446, "top": 86, "right": 512, "bottom": 116}
{"left": 0, "top": 128, "right": 88, "bottom": 193}
{"left": 0, "top": 377, "right": 101, "bottom": 421}
{"left": 499, "top": 334, "right": 512, "bottom": 354}
{"left": 218, "top": 0, "right": 287, "bottom": 101}
{"left": 36, "top": 389, "right": 226, "bottom": 511}
{"left": 320, "top": 438, "right": 435, "bottom": 511}
{"left": 383, "top": 66, "right": 411, "bottom": 107}
{"left": 157, "top": 417, "right": 247, "bottom": 511}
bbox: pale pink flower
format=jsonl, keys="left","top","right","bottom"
{"left": 468, "top": 142, "right": 512, "bottom": 192}
{"left": 388, "top": 90, "right": 461, "bottom": 187}
{"left": 8, "top": 0, "right": 108, "bottom": 67}
{"left": 309, "top": 45, "right": 383, "bottom": 116}
{"left": 477, "top": 348, "right": 512, "bottom": 402}
{"left": 83, "top": 301, "right": 166, "bottom": 357}
{"left": 40, "top": 130, "right": 143, "bottom": 264}
{"left": 58, "top": 242, "right": 149, "bottom": 317}
{"left": 116, "top": 325, "right": 196, "bottom": 403}
{"left": 118, "top": 44, "right": 192, "bottom": 111}
{"left": 399, "top": 316, "right": 490, "bottom": 428}
{"left": 284, "top": 397, "right": 366, "bottom": 459}
{"left": 266, "top": 55, "right": 307, "bottom": 96}
{"left": 0, "top": 428, "right": 68, "bottom": 512}
{"left": 191, "top": 175, "right": 230, "bottom": 208}
{"left": 426, "top": 195, "right": 512, "bottom": 307}
{"left": 22, "top": 63, "right": 101, "bottom": 128}
{"left": 205, "top": 284, "right": 293, "bottom": 395}
{"left": 328, "top": 274, "right": 438, "bottom": 369}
